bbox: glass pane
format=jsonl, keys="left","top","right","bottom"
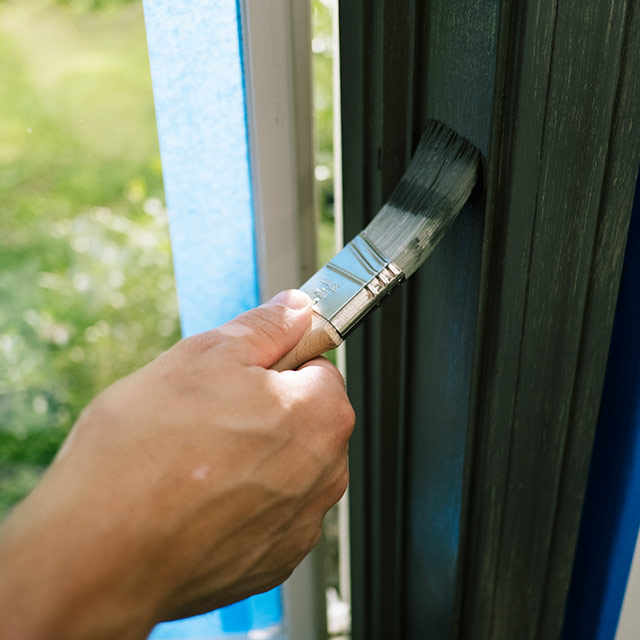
{"left": 0, "top": 0, "right": 179, "bottom": 517}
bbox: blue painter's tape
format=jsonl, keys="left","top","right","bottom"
{"left": 143, "top": 0, "right": 259, "bottom": 337}
{"left": 148, "top": 611, "right": 225, "bottom": 639}
{"left": 147, "top": 590, "right": 283, "bottom": 639}
{"left": 142, "top": 1, "right": 282, "bottom": 637}
{"left": 563, "top": 172, "right": 640, "bottom": 639}
{"left": 251, "top": 588, "right": 284, "bottom": 630}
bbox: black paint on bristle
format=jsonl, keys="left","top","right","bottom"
{"left": 361, "top": 120, "right": 479, "bottom": 277}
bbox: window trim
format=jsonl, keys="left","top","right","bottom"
{"left": 239, "top": 1, "right": 326, "bottom": 638}
{"left": 339, "top": 1, "right": 640, "bottom": 638}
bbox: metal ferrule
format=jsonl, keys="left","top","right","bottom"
{"left": 300, "top": 234, "right": 405, "bottom": 337}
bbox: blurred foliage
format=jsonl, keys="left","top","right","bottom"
{"left": 55, "top": 0, "right": 138, "bottom": 13}
{"left": 0, "top": 0, "right": 180, "bottom": 516}
{"left": 312, "top": 0, "right": 336, "bottom": 266}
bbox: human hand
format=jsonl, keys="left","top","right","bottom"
{"left": 0, "top": 290, "right": 355, "bottom": 640}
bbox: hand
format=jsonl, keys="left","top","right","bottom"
{"left": 0, "top": 290, "right": 355, "bottom": 640}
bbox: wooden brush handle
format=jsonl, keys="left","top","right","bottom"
{"left": 271, "top": 310, "right": 343, "bottom": 371}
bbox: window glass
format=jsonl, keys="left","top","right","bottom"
{"left": 0, "top": 0, "right": 179, "bottom": 516}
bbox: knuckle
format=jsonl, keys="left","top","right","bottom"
{"left": 333, "top": 398, "right": 356, "bottom": 442}
{"left": 342, "top": 400, "right": 356, "bottom": 431}
{"left": 296, "top": 393, "right": 354, "bottom": 454}
{"left": 328, "top": 467, "right": 349, "bottom": 505}
{"left": 298, "top": 369, "right": 353, "bottom": 437}
{"left": 316, "top": 361, "right": 345, "bottom": 388}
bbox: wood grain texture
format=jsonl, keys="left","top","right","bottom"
{"left": 271, "top": 311, "right": 342, "bottom": 371}
{"left": 341, "top": 0, "right": 640, "bottom": 638}
{"left": 340, "top": 1, "right": 495, "bottom": 638}
{"left": 460, "top": 1, "right": 640, "bottom": 638}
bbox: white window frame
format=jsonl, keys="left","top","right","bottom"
{"left": 240, "top": 0, "right": 317, "bottom": 301}
{"left": 239, "top": 2, "right": 326, "bottom": 638}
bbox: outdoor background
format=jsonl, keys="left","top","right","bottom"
{"left": 0, "top": 0, "right": 336, "bottom": 518}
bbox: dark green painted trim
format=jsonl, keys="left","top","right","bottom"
{"left": 340, "top": 1, "right": 496, "bottom": 638}
{"left": 340, "top": 0, "right": 640, "bottom": 638}
{"left": 460, "top": 1, "right": 640, "bottom": 638}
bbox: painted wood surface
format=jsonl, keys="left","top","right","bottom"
{"left": 461, "top": 2, "right": 640, "bottom": 637}
{"left": 340, "top": 1, "right": 496, "bottom": 638}
{"left": 340, "top": 0, "right": 640, "bottom": 638}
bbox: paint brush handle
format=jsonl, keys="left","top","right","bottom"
{"left": 272, "top": 310, "right": 343, "bottom": 371}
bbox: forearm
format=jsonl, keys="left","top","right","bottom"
{"left": 0, "top": 475, "right": 156, "bottom": 640}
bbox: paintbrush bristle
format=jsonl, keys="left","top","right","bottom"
{"left": 361, "top": 120, "right": 479, "bottom": 277}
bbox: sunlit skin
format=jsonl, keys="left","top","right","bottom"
{"left": 0, "top": 289, "right": 355, "bottom": 640}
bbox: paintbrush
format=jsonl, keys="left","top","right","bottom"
{"left": 273, "top": 120, "right": 479, "bottom": 371}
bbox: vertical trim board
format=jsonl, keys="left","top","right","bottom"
{"left": 461, "top": 0, "right": 640, "bottom": 638}
{"left": 340, "top": 1, "right": 498, "bottom": 638}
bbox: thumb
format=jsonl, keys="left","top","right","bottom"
{"left": 218, "top": 289, "right": 313, "bottom": 368}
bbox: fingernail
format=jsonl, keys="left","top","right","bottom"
{"left": 268, "top": 289, "right": 312, "bottom": 310}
